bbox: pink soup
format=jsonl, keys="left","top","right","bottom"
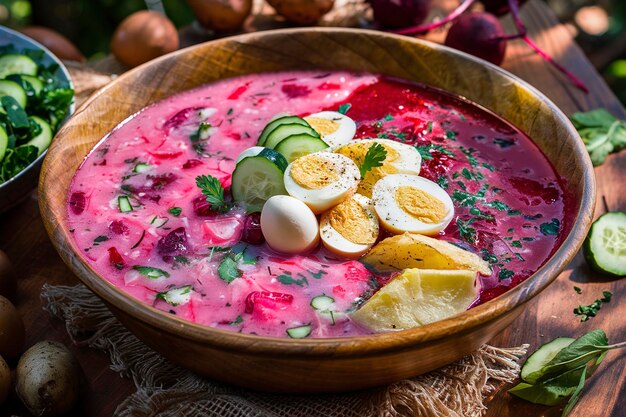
{"left": 67, "top": 71, "right": 571, "bottom": 338}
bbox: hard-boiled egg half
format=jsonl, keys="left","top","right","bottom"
{"left": 284, "top": 152, "right": 360, "bottom": 214}
{"left": 261, "top": 195, "right": 319, "bottom": 254}
{"left": 320, "top": 193, "right": 379, "bottom": 259}
{"left": 304, "top": 111, "right": 356, "bottom": 147}
{"left": 334, "top": 139, "right": 422, "bottom": 197}
{"left": 372, "top": 174, "right": 454, "bottom": 235}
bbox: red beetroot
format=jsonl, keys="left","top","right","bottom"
{"left": 163, "top": 106, "right": 203, "bottom": 131}
{"left": 68, "top": 191, "right": 87, "bottom": 215}
{"left": 482, "top": 0, "right": 528, "bottom": 16}
{"left": 444, "top": 12, "right": 507, "bottom": 65}
{"left": 182, "top": 159, "right": 203, "bottom": 169}
{"left": 157, "top": 227, "right": 189, "bottom": 258}
{"left": 108, "top": 220, "right": 129, "bottom": 235}
{"left": 369, "top": 0, "right": 432, "bottom": 29}
{"left": 242, "top": 212, "right": 264, "bottom": 245}
{"left": 107, "top": 247, "right": 125, "bottom": 269}
{"left": 245, "top": 291, "right": 294, "bottom": 314}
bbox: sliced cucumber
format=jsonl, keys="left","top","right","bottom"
{"left": 583, "top": 212, "right": 626, "bottom": 276}
{"left": 257, "top": 115, "right": 310, "bottom": 146}
{"left": 520, "top": 337, "right": 575, "bottom": 382}
{"left": 286, "top": 325, "right": 312, "bottom": 339}
{"left": 132, "top": 265, "right": 170, "bottom": 279}
{"left": 0, "top": 125, "right": 7, "bottom": 163}
{"left": 156, "top": 285, "right": 193, "bottom": 306}
{"left": 20, "top": 75, "right": 43, "bottom": 95}
{"left": 0, "top": 79, "right": 27, "bottom": 108}
{"left": 236, "top": 146, "right": 265, "bottom": 164}
{"left": 25, "top": 116, "right": 52, "bottom": 155}
{"left": 264, "top": 123, "right": 320, "bottom": 149}
{"left": 6, "top": 74, "right": 43, "bottom": 98}
{"left": 0, "top": 54, "right": 38, "bottom": 78}
{"left": 133, "top": 163, "right": 152, "bottom": 173}
{"left": 231, "top": 148, "right": 288, "bottom": 209}
{"left": 150, "top": 215, "right": 168, "bottom": 228}
{"left": 118, "top": 195, "right": 133, "bottom": 213}
{"left": 311, "top": 295, "right": 335, "bottom": 310}
{"left": 274, "top": 134, "right": 329, "bottom": 163}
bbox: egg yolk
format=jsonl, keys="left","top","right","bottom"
{"left": 395, "top": 186, "right": 448, "bottom": 224}
{"left": 336, "top": 142, "right": 401, "bottom": 197}
{"left": 290, "top": 154, "right": 340, "bottom": 189}
{"left": 328, "top": 198, "right": 377, "bottom": 245}
{"left": 305, "top": 117, "right": 340, "bottom": 137}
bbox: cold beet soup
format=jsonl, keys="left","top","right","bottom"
{"left": 67, "top": 71, "right": 571, "bottom": 338}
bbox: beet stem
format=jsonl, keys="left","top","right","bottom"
{"left": 507, "top": 0, "right": 588, "bottom": 93}
{"left": 394, "top": 0, "right": 477, "bottom": 35}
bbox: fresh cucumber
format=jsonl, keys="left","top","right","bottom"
{"left": 310, "top": 295, "right": 335, "bottom": 310}
{"left": 231, "top": 148, "right": 288, "bottom": 209}
{"left": 7, "top": 74, "right": 43, "bottom": 97}
{"left": 0, "top": 54, "right": 38, "bottom": 78}
{"left": 274, "top": 134, "right": 329, "bottom": 163}
{"left": 25, "top": 116, "right": 52, "bottom": 155}
{"left": 0, "top": 79, "right": 27, "bottom": 108}
{"left": 264, "top": 123, "right": 320, "bottom": 149}
{"left": 236, "top": 146, "right": 265, "bottom": 164}
{"left": 520, "top": 337, "right": 575, "bottom": 382}
{"left": 118, "top": 195, "right": 133, "bottom": 213}
{"left": 0, "top": 125, "right": 7, "bottom": 162}
{"left": 286, "top": 325, "right": 312, "bottom": 338}
{"left": 583, "top": 212, "right": 626, "bottom": 276}
{"left": 257, "top": 115, "right": 310, "bottom": 146}
{"left": 156, "top": 285, "right": 192, "bottom": 306}
{"left": 133, "top": 163, "right": 152, "bottom": 173}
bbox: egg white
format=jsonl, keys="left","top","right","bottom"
{"left": 284, "top": 152, "right": 360, "bottom": 214}
{"left": 261, "top": 195, "right": 319, "bottom": 254}
{"left": 304, "top": 111, "right": 356, "bottom": 147}
{"left": 372, "top": 174, "right": 454, "bottom": 235}
{"left": 319, "top": 194, "right": 379, "bottom": 259}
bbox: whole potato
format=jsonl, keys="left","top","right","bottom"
{"left": 0, "top": 355, "right": 10, "bottom": 406}
{"left": 186, "top": 0, "right": 253, "bottom": 32}
{"left": 0, "top": 250, "right": 16, "bottom": 301}
{"left": 16, "top": 341, "right": 81, "bottom": 417}
{"left": 266, "top": 0, "right": 335, "bottom": 25}
{"left": 0, "top": 295, "right": 24, "bottom": 359}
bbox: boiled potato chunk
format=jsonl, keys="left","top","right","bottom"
{"left": 361, "top": 232, "right": 491, "bottom": 276}
{"left": 352, "top": 268, "right": 479, "bottom": 331}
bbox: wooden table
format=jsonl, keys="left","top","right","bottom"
{"left": 1, "top": 1, "right": 624, "bottom": 416}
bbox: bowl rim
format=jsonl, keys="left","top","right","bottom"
{"left": 42, "top": 27, "right": 595, "bottom": 357}
{"left": 0, "top": 25, "right": 74, "bottom": 192}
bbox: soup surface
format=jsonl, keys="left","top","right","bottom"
{"left": 67, "top": 71, "right": 570, "bottom": 338}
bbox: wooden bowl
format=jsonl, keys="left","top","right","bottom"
{"left": 39, "top": 28, "right": 595, "bottom": 393}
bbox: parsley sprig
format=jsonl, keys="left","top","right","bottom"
{"left": 359, "top": 143, "right": 387, "bottom": 178}
{"left": 509, "top": 329, "right": 626, "bottom": 416}
{"left": 570, "top": 109, "right": 626, "bottom": 166}
{"left": 195, "top": 174, "right": 229, "bottom": 213}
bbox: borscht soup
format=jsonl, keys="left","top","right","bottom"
{"left": 67, "top": 71, "right": 570, "bottom": 338}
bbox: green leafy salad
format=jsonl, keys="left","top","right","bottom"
{"left": 0, "top": 45, "right": 74, "bottom": 184}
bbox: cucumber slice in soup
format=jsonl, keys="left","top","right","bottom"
{"left": 0, "top": 79, "right": 27, "bottom": 108}
{"left": 231, "top": 148, "right": 288, "bottom": 209}
{"left": 118, "top": 195, "right": 133, "bottom": 213}
{"left": 311, "top": 295, "right": 335, "bottom": 310}
{"left": 274, "top": 134, "right": 329, "bottom": 163}
{"left": 0, "top": 125, "right": 7, "bottom": 162}
{"left": 26, "top": 116, "right": 52, "bottom": 155}
{"left": 286, "top": 325, "right": 312, "bottom": 339}
{"left": 520, "top": 337, "right": 575, "bottom": 382}
{"left": 583, "top": 212, "right": 626, "bottom": 276}
{"left": 257, "top": 115, "right": 310, "bottom": 146}
{"left": 0, "top": 54, "right": 38, "bottom": 78}
{"left": 264, "top": 123, "right": 320, "bottom": 149}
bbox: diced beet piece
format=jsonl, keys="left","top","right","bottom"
{"left": 192, "top": 195, "right": 222, "bottom": 217}
{"left": 245, "top": 291, "right": 294, "bottom": 314}
{"left": 149, "top": 151, "right": 184, "bottom": 160}
{"left": 69, "top": 192, "right": 87, "bottom": 215}
{"left": 157, "top": 227, "right": 189, "bottom": 257}
{"left": 182, "top": 159, "right": 203, "bottom": 169}
{"left": 227, "top": 84, "right": 249, "bottom": 100}
{"left": 163, "top": 106, "right": 203, "bottom": 131}
{"left": 281, "top": 84, "right": 311, "bottom": 98}
{"left": 107, "top": 247, "right": 125, "bottom": 270}
{"left": 148, "top": 173, "right": 177, "bottom": 190}
{"left": 242, "top": 212, "right": 264, "bottom": 245}
{"left": 108, "top": 220, "right": 129, "bottom": 235}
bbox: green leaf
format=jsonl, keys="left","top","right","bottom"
{"left": 561, "top": 366, "right": 587, "bottom": 417}
{"left": 570, "top": 109, "right": 626, "bottom": 166}
{"left": 509, "top": 365, "right": 586, "bottom": 406}
{"left": 0, "top": 145, "right": 38, "bottom": 183}
{"left": 540, "top": 218, "right": 560, "bottom": 236}
{"left": 571, "top": 109, "right": 616, "bottom": 129}
{"left": 276, "top": 274, "right": 308, "bottom": 287}
{"left": 195, "top": 174, "right": 229, "bottom": 213}
{"left": 132, "top": 265, "right": 170, "bottom": 279}
{"left": 1, "top": 96, "right": 29, "bottom": 129}
{"left": 168, "top": 207, "right": 182, "bottom": 216}
{"left": 359, "top": 143, "right": 387, "bottom": 178}
{"left": 338, "top": 103, "right": 351, "bottom": 114}
{"left": 217, "top": 256, "right": 242, "bottom": 283}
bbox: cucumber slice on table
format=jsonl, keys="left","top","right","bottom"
{"left": 583, "top": 212, "right": 626, "bottom": 276}
{"left": 0, "top": 125, "right": 7, "bottom": 162}
{"left": 0, "top": 79, "right": 27, "bottom": 108}
{"left": 286, "top": 325, "right": 312, "bottom": 339}
{"left": 0, "top": 54, "right": 38, "bottom": 78}
{"left": 257, "top": 115, "right": 310, "bottom": 146}
{"left": 231, "top": 148, "right": 288, "bottom": 209}
{"left": 26, "top": 116, "right": 52, "bottom": 155}
{"left": 520, "top": 337, "right": 575, "bottom": 383}
{"left": 274, "top": 134, "right": 329, "bottom": 163}
{"left": 264, "top": 123, "right": 320, "bottom": 149}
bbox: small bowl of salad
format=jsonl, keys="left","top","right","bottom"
{"left": 0, "top": 25, "right": 74, "bottom": 214}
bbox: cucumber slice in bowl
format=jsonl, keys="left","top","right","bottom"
{"left": 257, "top": 115, "right": 310, "bottom": 146}
{"left": 231, "top": 148, "right": 288, "bottom": 210}
{"left": 0, "top": 54, "right": 38, "bottom": 78}
{"left": 0, "top": 125, "right": 7, "bottom": 162}
{"left": 274, "top": 134, "right": 329, "bottom": 163}
{"left": 286, "top": 325, "right": 312, "bottom": 339}
{"left": 264, "top": 122, "right": 320, "bottom": 149}
{"left": 25, "top": 116, "right": 52, "bottom": 156}
{"left": 583, "top": 212, "right": 626, "bottom": 276}
{"left": 0, "top": 79, "right": 27, "bottom": 108}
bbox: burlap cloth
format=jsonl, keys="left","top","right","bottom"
{"left": 54, "top": 31, "right": 528, "bottom": 416}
